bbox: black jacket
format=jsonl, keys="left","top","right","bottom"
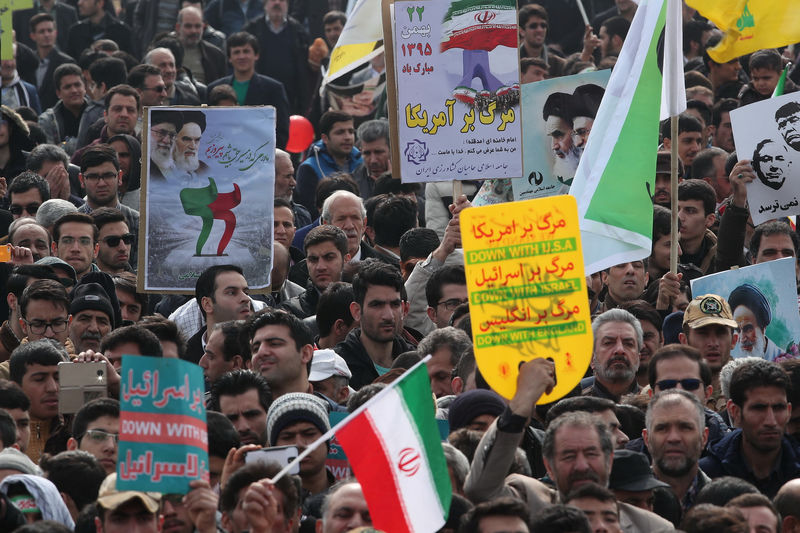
{"left": 36, "top": 47, "right": 75, "bottom": 111}
{"left": 66, "top": 13, "right": 134, "bottom": 59}
{"left": 333, "top": 328, "right": 416, "bottom": 390}
{"left": 242, "top": 15, "right": 311, "bottom": 115}
{"left": 278, "top": 279, "right": 320, "bottom": 319}
{"left": 207, "top": 73, "right": 290, "bottom": 150}
{"left": 13, "top": 2, "right": 78, "bottom": 52}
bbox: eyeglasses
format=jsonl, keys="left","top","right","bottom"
{"left": 59, "top": 236, "right": 93, "bottom": 246}
{"left": 9, "top": 203, "right": 41, "bottom": 216}
{"left": 83, "top": 171, "right": 117, "bottom": 182}
{"left": 143, "top": 85, "right": 168, "bottom": 93}
{"left": 527, "top": 22, "right": 548, "bottom": 30}
{"left": 150, "top": 128, "right": 177, "bottom": 141}
{"left": 655, "top": 378, "right": 702, "bottom": 391}
{"left": 437, "top": 298, "right": 469, "bottom": 311}
{"left": 102, "top": 233, "right": 135, "bottom": 247}
{"left": 83, "top": 428, "right": 119, "bottom": 444}
{"left": 23, "top": 318, "right": 69, "bottom": 335}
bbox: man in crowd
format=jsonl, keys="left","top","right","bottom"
{"left": 65, "top": 397, "right": 119, "bottom": 474}
{"left": 247, "top": 308, "right": 313, "bottom": 398}
{"left": 199, "top": 320, "right": 248, "bottom": 387}
{"left": 281, "top": 225, "right": 349, "bottom": 320}
{"left": 335, "top": 260, "right": 415, "bottom": 389}
{"left": 209, "top": 369, "right": 271, "bottom": 446}
{"left": 352, "top": 119, "right": 391, "bottom": 200}
{"left": 51, "top": 213, "right": 99, "bottom": 280}
{"left": 29, "top": 13, "right": 74, "bottom": 111}
{"left": 700, "top": 359, "right": 800, "bottom": 498}
{"left": 90, "top": 208, "right": 133, "bottom": 275}
{"left": 8, "top": 171, "right": 49, "bottom": 221}
{"left": 207, "top": 31, "right": 289, "bottom": 148}
{"left": 582, "top": 308, "right": 642, "bottom": 402}
{"left": 38, "top": 63, "right": 88, "bottom": 152}
{"left": 67, "top": 281, "right": 114, "bottom": 353}
{"left": 174, "top": 6, "right": 227, "bottom": 85}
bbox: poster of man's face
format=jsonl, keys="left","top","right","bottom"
{"left": 731, "top": 94, "right": 800, "bottom": 225}
{"left": 691, "top": 257, "right": 800, "bottom": 362}
{"left": 513, "top": 70, "right": 611, "bottom": 201}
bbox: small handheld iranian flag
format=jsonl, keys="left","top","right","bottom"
{"left": 268, "top": 358, "right": 451, "bottom": 533}
{"left": 335, "top": 361, "right": 451, "bottom": 532}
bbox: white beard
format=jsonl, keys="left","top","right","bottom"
{"left": 174, "top": 153, "right": 200, "bottom": 172}
{"left": 151, "top": 147, "right": 174, "bottom": 170}
{"left": 552, "top": 147, "right": 581, "bottom": 182}
{"left": 733, "top": 328, "right": 767, "bottom": 358}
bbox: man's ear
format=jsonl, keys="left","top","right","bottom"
{"left": 705, "top": 212, "right": 716, "bottom": 229}
{"left": 349, "top": 301, "right": 362, "bottom": 322}
{"left": 426, "top": 306, "right": 437, "bottom": 324}
{"left": 451, "top": 376, "right": 463, "bottom": 395}
{"left": 642, "top": 428, "right": 649, "bottom": 449}
{"left": 300, "top": 344, "right": 314, "bottom": 366}
{"left": 663, "top": 137, "right": 672, "bottom": 151}
{"left": 678, "top": 332, "right": 688, "bottom": 345}
{"left": 231, "top": 355, "right": 244, "bottom": 370}
{"left": 7, "top": 293, "right": 17, "bottom": 315}
{"left": 200, "top": 296, "right": 214, "bottom": 316}
{"left": 727, "top": 399, "right": 741, "bottom": 426}
{"left": 66, "top": 437, "right": 78, "bottom": 451}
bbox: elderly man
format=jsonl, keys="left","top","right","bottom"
{"left": 148, "top": 110, "right": 182, "bottom": 180}
{"left": 582, "top": 308, "right": 643, "bottom": 402}
{"left": 463, "top": 360, "right": 673, "bottom": 532}
{"left": 171, "top": 110, "right": 209, "bottom": 179}
{"left": 729, "top": 284, "right": 783, "bottom": 360}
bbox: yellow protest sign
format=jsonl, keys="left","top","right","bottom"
{"left": 461, "top": 195, "right": 593, "bottom": 401}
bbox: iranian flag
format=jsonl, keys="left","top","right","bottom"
{"left": 335, "top": 362, "right": 451, "bottom": 533}
{"left": 440, "top": 0, "right": 517, "bottom": 52}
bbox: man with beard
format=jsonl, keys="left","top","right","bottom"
{"left": 90, "top": 208, "right": 132, "bottom": 275}
{"left": 644, "top": 390, "right": 710, "bottom": 520}
{"left": 700, "top": 359, "right": 800, "bottom": 498}
{"left": 776, "top": 101, "right": 800, "bottom": 152}
{"left": 334, "top": 260, "right": 415, "bottom": 389}
{"left": 543, "top": 91, "right": 580, "bottom": 186}
{"left": 582, "top": 308, "right": 642, "bottom": 402}
{"left": 464, "top": 359, "right": 674, "bottom": 532}
{"left": 148, "top": 110, "right": 182, "bottom": 180}
{"left": 753, "top": 139, "right": 792, "bottom": 191}
{"left": 569, "top": 84, "right": 604, "bottom": 158}
{"left": 729, "top": 284, "right": 784, "bottom": 361}
{"left": 68, "top": 282, "right": 114, "bottom": 353}
{"left": 274, "top": 149, "right": 311, "bottom": 228}
{"left": 209, "top": 369, "right": 271, "bottom": 447}
{"left": 651, "top": 152, "right": 683, "bottom": 208}
{"left": 171, "top": 110, "right": 209, "bottom": 180}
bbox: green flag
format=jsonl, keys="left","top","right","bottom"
{"left": 772, "top": 64, "right": 790, "bottom": 98}
{"left": 569, "top": 0, "right": 667, "bottom": 275}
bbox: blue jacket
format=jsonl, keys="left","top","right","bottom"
{"left": 699, "top": 429, "right": 800, "bottom": 498}
{"left": 295, "top": 140, "right": 362, "bottom": 217}
{"left": 204, "top": 0, "right": 263, "bottom": 38}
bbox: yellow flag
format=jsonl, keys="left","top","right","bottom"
{"left": 686, "top": 0, "right": 800, "bottom": 62}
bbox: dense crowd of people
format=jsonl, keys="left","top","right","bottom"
{"left": 2, "top": 0, "right": 800, "bottom": 531}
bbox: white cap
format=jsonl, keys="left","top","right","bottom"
{"left": 308, "top": 349, "right": 352, "bottom": 381}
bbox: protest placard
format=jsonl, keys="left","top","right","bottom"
{"left": 730, "top": 93, "right": 800, "bottom": 225}
{"left": 690, "top": 257, "right": 800, "bottom": 361}
{"left": 118, "top": 356, "right": 208, "bottom": 494}
{"left": 460, "top": 195, "right": 592, "bottom": 400}
{"left": 385, "top": 0, "right": 523, "bottom": 183}
{"left": 512, "top": 70, "right": 611, "bottom": 200}
{"left": 140, "top": 106, "right": 275, "bottom": 293}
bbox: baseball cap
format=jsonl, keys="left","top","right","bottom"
{"left": 308, "top": 349, "right": 352, "bottom": 382}
{"left": 96, "top": 473, "right": 161, "bottom": 513}
{"left": 682, "top": 294, "right": 738, "bottom": 329}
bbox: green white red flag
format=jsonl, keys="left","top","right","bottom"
{"left": 335, "top": 361, "right": 451, "bottom": 533}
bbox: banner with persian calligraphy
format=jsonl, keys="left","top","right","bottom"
{"left": 512, "top": 70, "right": 611, "bottom": 200}
{"left": 118, "top": 356, "right": 209, "bottom": 494}
{"left": 460, "top": 195, "right": 592, "bottom": 401}
{"left": 140, "top": 106, "right": 275, "bottom": 293}
{"left": 392, "top": 0, "right": 522, "bottom": 183}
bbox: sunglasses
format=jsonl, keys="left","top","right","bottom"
{"left": 102, "top": 233, "right": 135, "bottom": 247}
{"left": 9, "top": 203, "right": 40, "bottom": 216}
{"left": 655, "top": 378, "right": 702, "bottom": 391}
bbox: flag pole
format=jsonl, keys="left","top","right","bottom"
{"left": 268, "top": 355, "right": 433, "bottom": 483}
{"left": 669, "top": 115, "right": 679, "bottom": 274}
{"left": 575, "top": 0, "right": 590, "bottom": 26}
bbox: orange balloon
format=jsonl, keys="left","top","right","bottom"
{"left": 286, "top": 115, "right": 314, "bottom": 153}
